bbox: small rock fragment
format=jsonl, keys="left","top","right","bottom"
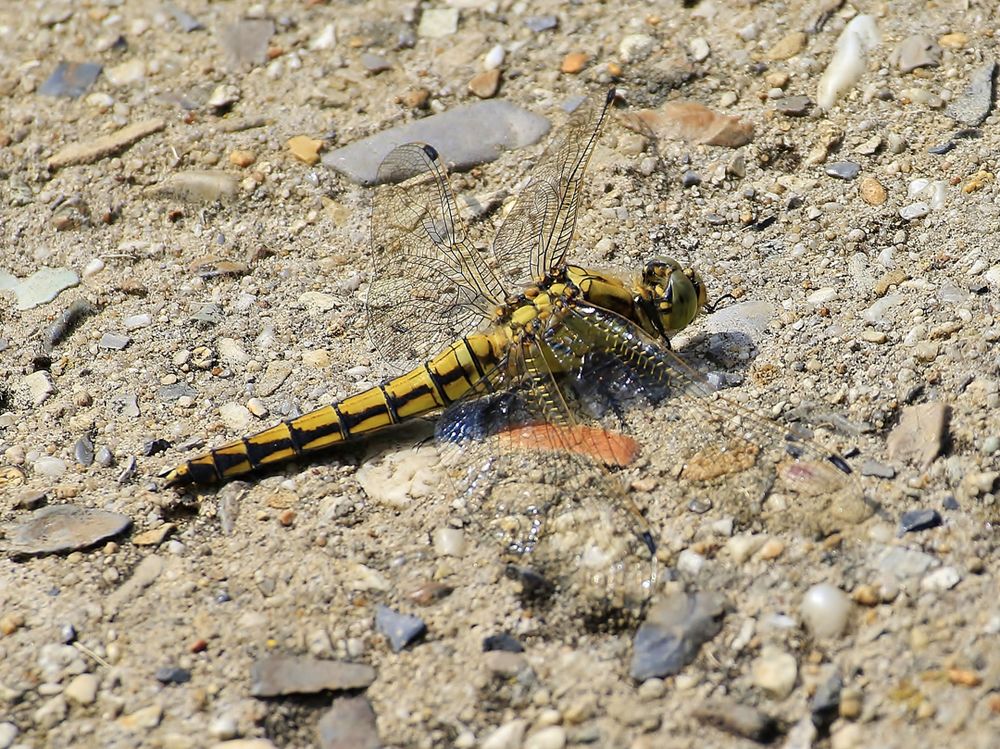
{"left": 524, "top": 15, "right": 558, "bottom": 33}
{"left": 899, "top": 202, "right": 930, "bottom": 221}
{"left": 774, "top": 95, "right": 812, "bottom": 116}
{"left": 859, "top": 176, "right": 887, "bottom": 205}
{"left": 3, "top": 505, "right": 132, "bottom": 559}
{"left": 947, "top": 61, "right": 997, "bottom": 125}
{"left": 630, "top": 592, "right": 726, "bottom": 681}
{"left": 148, "top": 171, "right": 239, "bottom": 202}
{"left": 288, "top": 136, "right": 323, "bottom": 165}
{"left": 98, "top": 332, "right": 131, "bottom": 350}
{"left": 817, "top": 15, "right": 881, "bottom": 110}
{"left": 899, "top": 509, "right": 943, "bottom": 535}
{"left": 23, "top": 370, "right": 56, "bottom": 405}
{"left": 316, "top": 696, "right": 380, "bottom": 749}
{"left": 887, "top": 402, "right": 949, "bottom": 468}
{"left": 218, "top": 18, "right": 275, "bottom": 68}
{"left": 375, "top": 605, "right": 426, "bottom": 652}
{"left": 0, "top": 267, "right": 80, "bottom": 310}
{"left": 560, "top": 52, "right": 588, "bottom": 74}
{"left": 752, "top": 646, "right": 798, "bottom": 698}
{"left": 250, "top": 656, "right": 376, "bottom": 697}
{"left": 622, "top": 101, "right": 753, "bottom": 148}
{"left": 694, "top": 700, "right": 778, "bottom": 742}
{"left": 800, "top": 583, "right": 851, "bottom": 639}
{"left": 619, "top": 34, "right": 657, "bottom": 64}
{"left": 417, "top": 8, "right": 458, "bottom": 38}
{"left": 468, "top": 69, "right": 501, "bottom": 99}
{"left": 39, "top": 62, "right": 103, "bottom": 98}
{"left": 104, "top": 59, "right": 146, "bottom": 86}
{"left": 48, "top": 118, "right": 165, "bottom": 169}
{"left": 359, "top": 53, "right": 391, "bottom": 74}
{"left": 825, "top": 161, "right": 860, "bottom": 180}
{"left": 892, "top": 34, "right": 942, "bottom": 73}
{"left": 767, "top": 32, "right": 807, "bottom": 61}
{"left": 64, "top": 673, "right": 99, "bottom": 705}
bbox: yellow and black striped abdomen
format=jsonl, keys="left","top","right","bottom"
{"left": 162, "top": 331, "right": 506, "bottom": 486}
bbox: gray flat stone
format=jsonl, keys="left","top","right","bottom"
{"left": 39, "top": 62, "right": 103, "bottom": 98}
{"left": 948, "top": 61, "right": 997, "bottom": 126}
{"left": 218, "top": 18, "right": 274, "bottom": 68}
{"left": 323, "top": 100, "right": 550, "bottom": 185}
{"left": 630, "top": 592, "right": 726, "bottom": 681}
{"left": 0, "top": 267, "right": 79, "bottom": 311}
{"left": 250, "top": 656, "right": 376, "bottom": 697}
{"left": 375, "top": 605, "right": 426, "bottom": 652}
{"left": 3, "top": 505, "right": 132, "bottom": 559}
{"left": 317, "top": 696, "right": 380, "bottom": 749}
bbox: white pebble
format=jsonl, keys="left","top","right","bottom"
{"left": 123, "top": 313, "right": 152, "bottom": 330}
{"left": 483, "top": 44, "right": 505, "bottom": 71}
{"left": 817, "top": 15, "right": 881, "bottom": 110}
{"left": 82, "top": 258, "right": 105, "bottom": 278}
{"left": 433, "top": 527, "right": 466, "bottom": 557}
{"left": 689, "top": 37, "right": 710, "bottom": 62}
{"left": 800, "top": 583, "right": 851, "bottom": 638}
{"left": 921, "top": 566, "right": 961, "bottom": 591}
{"left": 676, "top": 548, "right": 706, "bottom": 575}
{"left": 310, "top": 23, "right": 337, "bottom": 51}
{"left": 481, "top": 719, "right": 527, "bottom": 749}
{"left": 524, "top": 726, "right": 566, "bottom": 749}
{"left": 619, "top": 33, "right": 657, "bottom": 63}
{"left": 218, "top": 402, "right": 252, "bottom": 432}
{"left": 208, "top": 714, "right": 239, "bottom": 740}
{"left": 899, "top": 202, "right": 930, "bottom": 220}
{"left": 33, "top": 456, "right": 67, "bottom": 478}
{"left": 751, "top": 646, "right": 798, "bottom": 698}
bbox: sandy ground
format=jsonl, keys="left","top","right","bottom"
{"left": 1, "top": 1, "right": 999, "bottom": 748}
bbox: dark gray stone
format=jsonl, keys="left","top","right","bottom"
{"left": 948, "top": 61, "right": 997, "bottom": 126}
{"left": 155, "top": 666, "right": 191, "bottom": 684}
{"left": 249, "top": 656, "right": 375, "bottom": 697}
{"left": 630, "top": 592, "right": 726, "bottom": 681}
{"left": 317, "top": 696, "right": 380, "bottom": 749}
{"left": 323, "top": 100, "right": 550, "bottom": 185}
{"left": 2, "top": 505, "right": 132, "bottom": 559}
{"left": 375, "top": 605, "right": 426, "bottom": 652}
{"left": 824, "top": 161, "right": 861, "bottom": 180}
{"left": 39, "top": 62, "right": 102, "bottom": 99}
{"left": 899, "top": 508, "right": 943, "bottom": 535}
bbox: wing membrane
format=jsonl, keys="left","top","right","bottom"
{"left": 367, "top": 143, "right": 507, "bottom": 364}
{"left": 492, "top": 90, "right": 616, "bottom": 287}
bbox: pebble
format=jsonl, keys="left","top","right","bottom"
{"left": 207, "top": 84, "right": 241, "bottom": 110}
{"left": 892, "top": 34, "right": 942, "bottom": 73}
{"left": 825, "top": 161, "right": 861, "bottom": 180}
{"left": 619, "top": 34, "right": 657, "bottom": 64}
{"left": 64, "top": 673, "right": 99, "bottom": 705}
{"left": 774, "top": 95, "right": 812, "bottom": 116}
{"left": 117, "top": 703, "right": 163, "bottom": 730}
{"left": 689, "top": 37, "right": 710, "bottom": 62}
{"left": 877, "top": 547, "right": 936, "bottom": 579}
{"left": 218, "top": 18, "right": 274, "bottom": 68}
{"left": 524, "top": 15, "right": 558, "bottom": 33}
{"left": 375, "top": 605, "right": 426, "bottom": 652}
{"left": 751, "top": 646, "right": 798, "bottom": 698}
{"left": 360, "top": 53, "right": 391, "bottom": 74}
{"left": 287, "top": 135, "right": 323, "bottom": 165}
{"left": 899, "top": 202, "right": 929, "bottom": 220}
{"left": 148, "top": 170, "right": 239, "bottom": 202}
{"left": 167, "top": 4, "right": 203, "bottom": 32}
{"left": 629, "top": 592, "right": 726, "bottom": 681}
{"left": 468, "top": 69, "right": 501, "bottom": 99}
{"left": 33, "top": 457, "right": 67, "bottom": 478}
{"left": 23, "top": 370, "right": 55, "bottom": 405}
{"left": 921, "top": 566, "right": 961, "bottom": 591}
{"left": 524, "top": 726, "right": 566, "bottom": 749}
{"left": 693, "top": 700, "right": 778, "bottom": 742}
{"left": 0, "top": 723, "right": 17, "bottom": 749}
{"left": 4, "top": 504, "right": 131, "bottom": 558}
{"left": 316, "top": 696, "right": 380, "bottom": 749}
{"left": 483, "top": 44, "right": 505, "bottom": 70}
{"left": 34, "top": 695, "right": 68, "bottom": 730}
{"left": 39, "top": 61, "right": 102, "bottom": 98}
{"left": 218, "top": 403, "right": 252, "bottom": 432}
{"left": 817, "top": 15, "right": 881, "bottom": 110}
{"left": 766, "top": 31, "right": 807, "bottom": 61}
{"left": 95, "top": 446, "right": 114, "bottom": 467}
{"left": 899, "top": 509, "right": 943, "bottom": 535}
{"left": 104, "top": 59, "right": 146, "bottom": 86}
{"left": 622, "top": 101, "right": 753, "bottom": 148}
{"left": 483, "top": 633, "right": 524, "bottom": 653}
{"left": 481, "top": 720, "right": 527, "bottom": 749}
{"left": 323, "top": 100, "right": 549, "bottom": 185}
{"left": 887, "top": 402, "right": 949, "bottom": 468}
{"left": 860, "top": 459, "right": 895, "bottom": 478}
{"left": 74, "top": 436, "right": 95, "bottom": 466}
{"left": 800, "top": 583, "right": 851, "bottom": 638}
{"left": 433, "top": 527, "right": 466, "bottom": 556}
{"left": 133, "top": 523, "right": 175, "bottom": 546}
{"left": 123, "top": 313, "right": 152, "bottom": 330}
{"left": 155, "top": 666, "right": 192, "bottom": 684}
{"left": 859, "top": 176, "right": 887, "bottom": 205}
{"left": 0, "top": 266, "right": 79, "bottom": 310}
{"left": 208, "top": 715, "right": 239, "bottom": 740}
{"left": 560, "top": 52, "right": 588, "bottom": 74}
{"left": 250, "top": 655, "right": 375, "bottom": 697}
{"left": 98, "top": 332, "right": 131, "bottom": 350}
{"left": 947, "top": 61, "right": 997, "bottom": 125}
{"left": 417, "top": 8, "right": 458, "bottom": 38}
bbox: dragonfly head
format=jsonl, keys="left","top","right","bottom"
{"left": 639, "top": 257, "right": 708, "bottom": 335}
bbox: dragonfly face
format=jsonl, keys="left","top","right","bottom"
{"left": 637, "top": 256, "right": 709, "bottom": 337}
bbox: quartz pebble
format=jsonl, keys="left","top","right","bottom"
{"left": 751, "top": 646, "right": 798, "bottom": 698}
{"left": 817, "top": 15, "right": 881, "bottom": 110}
{"left": 619, "top": 34, "right": 657, "bottom": 63}
{"left": 800, "top": 584, "right": 851, "bottom": 639}
{"left": 418, "top": 8, "right": 458, "bottom": 38}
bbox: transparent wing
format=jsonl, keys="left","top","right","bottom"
{"left": 435, "top": 337, "right": 658, "bottom": 618}
{"left": 492, "top": 89, "right": 616, "bottom": 287}
{"left": 367, "top": 143, "right": 507, "bottom": 364}
{"left": 550, "top": 305, "right": 872, "bottom": 537}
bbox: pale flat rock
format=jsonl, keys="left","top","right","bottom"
{"left": 47, "top": 118, "right": 164, "bottom": 169}
{"left": 323, "top": 100, "right": 550, "bottom": 185}
{"left": 2, "top": 505, "right": 132, "bottom": 559}
{"left": 0, "top": 267, "right": 79, "bottom": 310}
{"left": 146, "top": 171, "right": 239, "bottom": 203}
{"left": 886, "top": 402, "right": 949, "bottom": 468}
{"left": 316, "top": 696, "right": 380, "bottom": 749}
{"left": 947, "top": 61, "right": 997, "bottom": 126}
{"left": 250, "top": 656, "right": 375, "bottom": 696}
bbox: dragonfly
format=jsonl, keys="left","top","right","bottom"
{"left": 162, "top": 89, "right": 867, "bottom": 612}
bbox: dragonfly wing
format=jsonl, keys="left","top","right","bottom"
{"left": 368, "top": 143, "right": 507, "bottom": 364}
{"left": 492, "top": 89, "right": 616, "bottom": 287}
{"left": 434, "top": 338, "right": 658, "bottom": 618}
{"left": 552, "top": 305, "right": 872, "bottom": 537}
